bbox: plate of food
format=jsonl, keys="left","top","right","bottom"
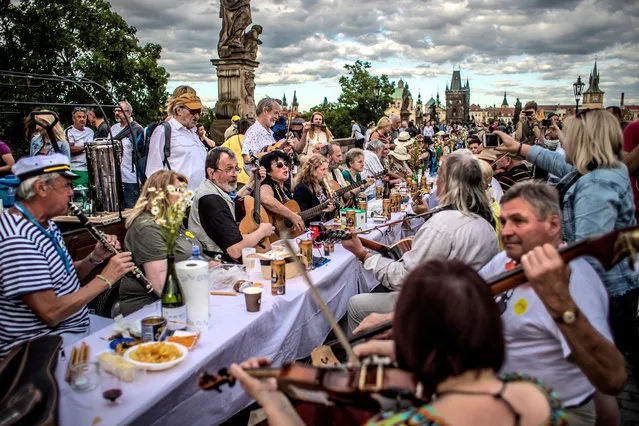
{"left": 123, "top": 341, "right": 188, "bottom": 371}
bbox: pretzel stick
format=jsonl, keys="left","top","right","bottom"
{"left": 65, "top": 346, "right": 78, "bottom": 383}
{"left": 83, "top": 343, "right": 90, "bottom": 363}
{"left": 210, "top": 291, "right": 237, "bottom": 296}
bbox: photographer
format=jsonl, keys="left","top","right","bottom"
{"left": 515, "top": 101, "right": 542, "bottom": 145}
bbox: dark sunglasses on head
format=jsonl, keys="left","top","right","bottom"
{"left": 73, "top": 107, "right": 86, "bottom": 112}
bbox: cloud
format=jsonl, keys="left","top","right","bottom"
{"left": 107, "top": 0, "right": 639, "bottom": 109}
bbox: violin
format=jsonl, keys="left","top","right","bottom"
{"left": 197, "top": 360, "right": 426, "bottom": 413}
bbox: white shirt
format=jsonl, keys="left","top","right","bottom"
{"left": 479, "top": 251, "right": 613, "bottom": 406}
{"left": 110, "top": 123, "right": 137, "bottom": 184}
{"left": 362, "top": 151, "right": 384, "bottom": 199}
{"left": 65, "top": 126, "right": 94, "bottom": 171}
{"left": 422, "top": 126, "right": 434, "bottom": 138}
{"left": 146, "top": 117, "right": 206, "bottom": 191}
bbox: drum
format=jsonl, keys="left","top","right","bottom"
{"left": 85, "top": 138, "right": 122, "bottom": 213}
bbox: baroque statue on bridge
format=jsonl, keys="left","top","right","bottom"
{"left": 218, "top": 0, "right": 262, "bottom": 60}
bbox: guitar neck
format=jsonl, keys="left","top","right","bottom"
{"left": 335, "top": 172, "right": 383, "bottom": 197}
{"left": 300, "top": 198, "right": 333, "bottom": 221}
{"left": 252, "top": 168, "right": 262, "bottom": 224}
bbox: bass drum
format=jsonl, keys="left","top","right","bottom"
{"left": 86, "top": 138, "right": 122, "bottom": 213}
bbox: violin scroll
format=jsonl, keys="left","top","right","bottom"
{"left": 198, "top": 368, "right": 236, "bottom": 392}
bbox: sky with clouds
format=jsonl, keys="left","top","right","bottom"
{"left": 108, "top": 0, "right": 639, "bottom": 112}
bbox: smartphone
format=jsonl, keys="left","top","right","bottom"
{"left": 541, "top": 119, "right": 552, "bottom": 127}
{"left": 483, "top": 133, "right": 500, "bottom": 148}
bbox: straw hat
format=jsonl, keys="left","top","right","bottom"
{"left": 390, "top": 144, "right": 411, "bottom": 161}
{"left": 394, "top": 131, "right": 414, "bottom": 146}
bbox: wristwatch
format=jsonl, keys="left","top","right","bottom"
{"left": 555, "top": 307, "right": 580, "bottom": 324}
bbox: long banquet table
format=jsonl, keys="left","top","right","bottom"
{"left": 56, "top": 208, "right": 417, "bottom": 426}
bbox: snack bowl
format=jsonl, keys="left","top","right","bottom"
{"left": 123, "top": 341, "right": 188, "bottom": 371}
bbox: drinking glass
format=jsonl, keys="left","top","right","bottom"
{"left": 100, "top": 366, "right": 123, "bottom": 404}
{"left": 242, "top": 247, "right": 257, "bottom": 282}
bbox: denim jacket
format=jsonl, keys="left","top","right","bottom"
{"left": 528, "top": 145, "right": 638, "bottom": 297}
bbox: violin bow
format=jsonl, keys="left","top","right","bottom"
{"left": 354, "top": 207, "right": 442, "bottom": 237}
{"left": 280, "top": 235, "right": 361, "bottom": 366}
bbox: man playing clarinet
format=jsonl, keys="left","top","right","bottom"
{"left": 0, "top": 154, "right": 135, "bottom": 358}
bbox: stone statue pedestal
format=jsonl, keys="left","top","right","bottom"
{"left": 400, "top": 110, "right": 411, "bottom": 125}
{"left": 209, "top": 57, "right": 258, "bottom": 143}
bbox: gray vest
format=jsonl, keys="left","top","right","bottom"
{"left": 188, "top": 179, "right": 236, "bottom": 254}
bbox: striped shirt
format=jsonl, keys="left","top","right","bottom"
{"left": 0, "top": 211, "right": 88, "bottom": 358}
{"left": 496, "top": 163, "right": 532, "bottom": 193}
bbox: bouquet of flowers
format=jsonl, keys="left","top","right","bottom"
{"left": 140, "top": 183, "right": 194, "bottom": 255}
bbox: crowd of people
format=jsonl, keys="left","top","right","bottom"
{"left": 1, "top": 84, "right": 639, "bottom": 425}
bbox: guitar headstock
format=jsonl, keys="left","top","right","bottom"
{"left": 197, "top": 368, "right": 236, "bottom": 392}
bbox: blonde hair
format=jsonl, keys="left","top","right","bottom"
{"left": 562, "top": 109, "right": 623, "bottom": 174}
{"left": 295, "top": 154, "right": 328, "bottom": 193}
{"left": 126, "top": 170, "right": 188, "bottom": 228}
{"left": 166, "top": 86, "right": 197, "bottom": 115}
{"left": 376, "top": 117, "right": 391, "bottom": 132}
{"left": 31, "top": 110, "right": 66, "bottom": 142}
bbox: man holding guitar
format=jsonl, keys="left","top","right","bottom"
{"left": 189, "top": 147, "right": 275, "bottom": 262}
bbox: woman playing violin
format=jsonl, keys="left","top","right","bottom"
{"left": 292, "top": 154, "right": 336, "bottom": 224}
{"left": 230, "top": 260, "right": 567, "bottom": 426}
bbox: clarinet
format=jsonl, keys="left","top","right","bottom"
{"left": 67, "top": 203, "right": 158, "bottom": 297}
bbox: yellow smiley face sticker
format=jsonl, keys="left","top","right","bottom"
{"left": 513, "top": 298, "right": 528, "bottom": 315}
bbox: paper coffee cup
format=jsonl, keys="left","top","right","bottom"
{"left": 243, "top": 287, "right": 262, "bottom": 312}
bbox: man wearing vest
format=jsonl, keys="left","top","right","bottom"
{"left": 188, "top": 147, "right": 275, "bottom": 262}
{"left": 64, "top": 107, "right": 94, "bottom": 188}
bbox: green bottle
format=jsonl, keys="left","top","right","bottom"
{"left": 162, "top": 255, "right": 187, "bottom": 331}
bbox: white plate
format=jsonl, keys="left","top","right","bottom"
{"left": 123, "top": 341, "right": 188, "bottom": 371}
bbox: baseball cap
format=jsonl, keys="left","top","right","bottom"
{"left": 174, "top": 93, "right": 204, "bottom": 110}
{"left": 12, "top": 153, "right": 80, "bottom": 181}
{"left": 232, "top": 115, "right": 240, "bottom": 122}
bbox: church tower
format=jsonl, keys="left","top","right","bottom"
{"left": 291, "top": 90, "right": 299, "bottom": 113}
{"left": 582, "top": 59, "right": 604, "bottom": 110}
{"left": 445, "top": 68, "right": 470, "bottom": 122}
{"left": 501, "top": 91, "right": 509, "bottom": 108}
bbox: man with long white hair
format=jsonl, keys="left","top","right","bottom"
{"left": 342, "top": 149, "right": 499, "bottom": 332}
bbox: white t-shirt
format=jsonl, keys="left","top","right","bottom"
{"left": 111, "top": 123, "right": 137, "bottom": 184}
{"left": 479, "top": 251, "right": 613, "bottom": 406}
{"left": 146, "top": 117, "right": 206, "bottom": 191}
{"left": 65, "top": 126, "right": 94, "bottom": 171}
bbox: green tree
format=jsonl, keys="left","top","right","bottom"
{"left": 338, "top": 60, "right": 394, "bottom": 127}
{"left": 302, "top": 102, "right": 352, "bottom": 139}
{"left": 0, "top": 0, "right": 169, "bottom": 155}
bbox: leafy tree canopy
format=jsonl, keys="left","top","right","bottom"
{"left": 338, "top": 60, "right": 395, "bottom": 127}
{"left": 0, "top": 0, "right": 169, "bottom": 155}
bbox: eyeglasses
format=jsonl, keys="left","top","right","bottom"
{"left": 273, "top": 162, "right": 288, "bottom": 169}
{"left": 180, "top": 106, "right": 202, "bottom": 115}
{"left": 215, "top": 167, "right": 240, "bottom": 174}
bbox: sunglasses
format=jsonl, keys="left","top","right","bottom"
{"left": 73, "top": 107, "right": 86, "bottom": 112}
{"left": 273, "top": 162, "right": 288, "bottom": 169}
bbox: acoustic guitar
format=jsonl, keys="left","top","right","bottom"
{"left": 237, "top": 154, "right": 272, "bottom": 253}
{"left": 268, "top": 171, "right": 386, "bottom": 241}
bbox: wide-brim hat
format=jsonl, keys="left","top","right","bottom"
{"left": 174, "top": 93, "right": 203, "bottom": 110}
{"left": 394, "top": 131, "right": 414, "bottom": 146}
{"left": 476, "top": 149, "right": 498, "bottom": 163}
{"left": 12, "top": 153, "right": 80, "bottom": 181}
{"left": 390, "top": 145, "right": 411, "bottom": 161}
{"left": 436, "top": 130, "right": 446, "bottom": 136}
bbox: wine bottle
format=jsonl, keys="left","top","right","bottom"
{"left": 162, "top": 255, "right": 187, "bottom": 331}
{"left": 382, "top": 175, "right": 391, "bottom": 199}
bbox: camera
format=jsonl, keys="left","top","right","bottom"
{"left": 483, "top": 133, "right": 500, "bottom": 148}
{"left": 541, "top": 119, "right": 552, "bottom": 127}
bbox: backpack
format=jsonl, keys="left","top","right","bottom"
{"left": 134, "top": 121, "right": 171, "bottom": 183}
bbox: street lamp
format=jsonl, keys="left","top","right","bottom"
{"left": 573, "top": 75, "right": 585, "bottom": 115}
{"left": 374, "top": 81, "right": 382, "bottom": 116}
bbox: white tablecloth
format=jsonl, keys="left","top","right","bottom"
{"left": 57, "top": 245, "right": 374, "bottom": 426}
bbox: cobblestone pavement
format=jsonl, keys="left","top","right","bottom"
{"left": 620, "top": 363, "right": 639, "bottom": 425}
